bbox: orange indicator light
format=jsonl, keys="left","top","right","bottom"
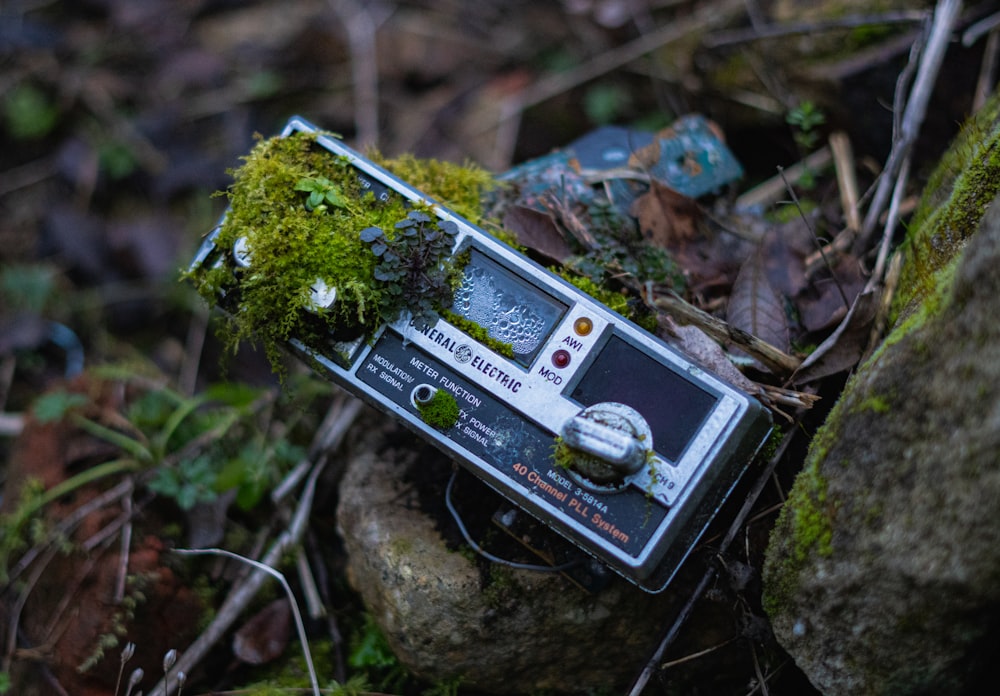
{"left": 574, "top": 317, "right": 593, "bottom": 336}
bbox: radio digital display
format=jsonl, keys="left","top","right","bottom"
{"left": 570, "top": 336, "right": 718, "bottom": 463}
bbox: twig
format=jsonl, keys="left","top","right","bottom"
{"left": 114, "top": 483, "right": 134, "bottom": 603}
{"left": 962, "top": 9, "right": 1000, "bottom": 46}
{"left": 295, "top": 546, "right": 325, "bottom": 620}
{"left": 178, "top": 303, "right": 208, "bottom": 398}
{"left": 830, "top": 131, "right": 862, "bottom": 237}
{"left": 704, "top": 10, "right": 927, "bottom": 48}
{"left": 628, "top": 426, "right": 796, "bottom": 695}
{"left": 660, "top": 636, "right": 738, "bottom": 669}
{"left": 653, "top": 293, "right": 802, "bottom": 376}
{"left": 854, "top": 0, "right": 963, "bottom": 254}
{"left": 868, "top": 154, "right": 912, "bottom": 291}
{"left": 803, "top": 133, "right": 862, "bottom": 276}
{"left": 734, "top": 147, "right": 832, "bottom": 211}
{"left": 148, "top": 459, "right": 326, "bottom": 696}
{"left": 173, "top": 547, "right": 321, "bottom": 696}
{"left": 274, "top": 395, "right": 364, "bottom": 503}
{"left": 972, "top": 26, "right": 1000, "bottom": 111}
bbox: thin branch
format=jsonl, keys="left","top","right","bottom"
{"left": 704, "top": 10, "right": 928, "bottom": 48}
{"left": 173, "top": 547, "right": 321, "bottom": 696}
{"left": 854, "top": 0, "right": 964, "bottom": 254}
{"left": 628, "top": 428, "right": 797, "bottom": 695}
{"left": 972, "top": 26, "right": 1000, "bottom": 111}
{"left": 654, "top": 292, "right": 802, "bottom": 376}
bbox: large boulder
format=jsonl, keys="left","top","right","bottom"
{"left": 336, "top": 422, "right": 687, "bottom": 694}
{"left": 763, "top": 96, "right": 1000, "bottom": 694}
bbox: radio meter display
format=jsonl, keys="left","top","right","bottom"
{"left": 571, "top": 336, "right": 718, "bottom": 462}
{"left": 452, "top": 250, "right": 567, "bottom": 366}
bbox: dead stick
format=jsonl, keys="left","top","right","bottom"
{"left": 628, "top": 427, "right": 796, "bottom": 695}
{"left": 147, "top": 399, "right": 363, "bottom": 696}
{"left": 830, "top": 132, "right": 862, "bottom": 236}
{"left": 654, "top": 293, "right": 802, "bottom": 375}
{"left": 704, "top": 10, "right": 927, "bottom": 48}
{"left": 855, "top": 0, "right": 963, "bottom": 254}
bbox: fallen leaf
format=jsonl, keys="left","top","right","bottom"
{"left": 661, "top": 316, "right": 760, "bottom": 394}
{"left": 503, "top": 204, "right": 572, "bottom": 264}
{"left": 727, "top": 246, "right": 790, "bottom": 355}
{"left": 630, "top": 180, "right": 700, "bottom": 247}
{"left": 233, "top": 597, "right": 292, "bottom": 665}
{"left": 796, "top": 256, "right": 866, "bottom": 333}
{"left": 792, "top": 289, "right": 881, "bottom": 384}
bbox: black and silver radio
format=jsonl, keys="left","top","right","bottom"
{"left": 189, "top": 117, "right": 772, "bottom": 592}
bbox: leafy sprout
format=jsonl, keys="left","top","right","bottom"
{"left": 360, "top": 210, "right": 461, "bottom": 325}
{"left": 295, "top": 176, "right": 350, "bottom": 212}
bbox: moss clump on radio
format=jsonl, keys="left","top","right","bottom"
{"left": 439, "top": 309, "right": 515, "bottom": 359}
{"left": 415, "top": 389, "right": 460, "bottom": 429}
{"left": 189, "top": 130, "right": 493, "bottom": 371}
{"left": 371, "top": 150, "right": 496, "bottom": 225}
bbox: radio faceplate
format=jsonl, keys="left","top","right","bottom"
{"left": 189, "top": 116, "right": 772, "bottom": 592}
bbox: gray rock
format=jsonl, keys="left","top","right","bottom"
{"left": 762, "top": 194, "right": 1000, "bottom": 694}
{"left": 336, "top": 424, "right": 684, "bottom": 694}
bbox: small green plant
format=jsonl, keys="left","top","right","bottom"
{"left": 295, "top": 175, "right": 350, "bottom": 212}
{"left": 348, "top": 614, "right": 409, "bottom": 693}
{"left": 3, "top": 83, "right": 59, "bottom": 140}
{"left": 148, "top": 454, "right": 219, "bottom": 510}
{"left": 786, "top": 101, "right": 826, "bottom": 151}
{"left": 360, "top": 210, "right": 461, "bottom": 325}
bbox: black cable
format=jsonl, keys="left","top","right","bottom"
{"left": 444, "top": 467, "right": 582, "bottom": 573}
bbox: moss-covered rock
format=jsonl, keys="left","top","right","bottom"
{"left": 763, "top": 94, "right": 1000, "bottom": 695}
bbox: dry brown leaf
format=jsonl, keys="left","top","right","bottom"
{"left": 232, "top": 597, "right": 292, "bottom": 665}
{"left": 792, "top": 289, "right": 881, "bottom": 384}
{"left": 502, "top": 204, "right": 572, "bottom": 264}
{"left": 629, "top": 180, "right": 700, "bottom": 247}
{"left": 727, "top": 247, "right": 791, "bottom": 355}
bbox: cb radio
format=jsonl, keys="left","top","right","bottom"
{"left": 188, "top": 117, "right": 772, "bottom": 592}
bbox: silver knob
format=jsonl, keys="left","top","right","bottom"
{"left": 560, "top": 402, "right": 652, "bottom": 484}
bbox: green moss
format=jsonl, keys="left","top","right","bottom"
{"left": 440, "top": 308, "right": 515, "bottom": 358}
{"left": 188, "top": 131, "right": 495, "bottom": 373}
{"left": 370, "top": 150, "right": 496, "bottom": 225}
{"left": 891, "top": 93, "right": 1000, "bottom": 326}
{"left": 763, "top": 451, "right": 834, "bottom": 616}
{"left": 415, "top": 388, "right": 460, "bottom": 429}
{"left": 857, "top": 395, "right": 891, "bottom": 414}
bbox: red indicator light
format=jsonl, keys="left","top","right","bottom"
{"left": 552, "top": 349, "right": 571, "bottom": 368}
